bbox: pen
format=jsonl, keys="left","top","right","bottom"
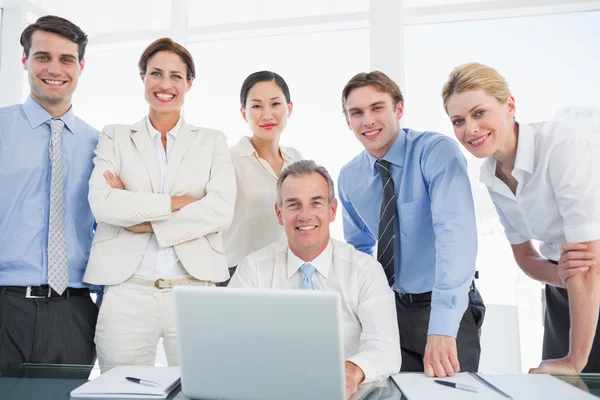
{"left": 125, "top": 376, "right": 159, "bottom": 387}
{"left": 468, "top": 371, "right": 513, "bottom": 399}
{"left": 434, "top": 379, "right": 479, "bottom": 393}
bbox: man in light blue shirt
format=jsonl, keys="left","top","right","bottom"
{"left": 0, "top": 16, "right": 99, "bottom": 372}
{"left": 338, "top": 71, "right": 485, "bottom": 378}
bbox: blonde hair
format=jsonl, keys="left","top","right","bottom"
{"left": 442, "top": 62, "right": 511, "bottom": 113}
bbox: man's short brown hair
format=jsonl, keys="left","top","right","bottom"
{"left": 20, "top": 15, "right": 88, "bottom": 62}
{"left": 138, "top": 38, "right": 196, "bottom": 81}
{"left": 341, "top": 71, "right": 404, "bottom": 114}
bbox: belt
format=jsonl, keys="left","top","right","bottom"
{"left": 396, "top": 291, "right": 432, "bottom": 303}
{"left": 125, "top": 276, "right": 214, "bottom": 289}
{"left": 395, "top": 278, "right": 479, "bottom": 304}
{"left": 0, "top": 285, "right": 90, "bottom": 299}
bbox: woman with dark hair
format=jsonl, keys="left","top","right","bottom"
{"left": 222, "top": 71, "right": 302, "bottom": 281}
{"left": 84, "top": 38, "right": 236, "bottom": 369}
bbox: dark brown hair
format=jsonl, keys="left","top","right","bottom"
{"left": 138, "top": 38, "right": 196, "bottom": 81}
{"left": 20, "top": 15, "right": 88, "bottom": 61}
{"left": 341, "top": 71, "right": 404, "bottom": 114}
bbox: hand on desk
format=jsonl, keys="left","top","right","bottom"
{"left": 557, "top": 243, "right": 596, "bottom": 287}
{"left": 345, "top": 361, "right": 365, "bottom": 400}
{"left": 529, "top": 356, "right": 580, "bottom": 375}
{"left": 423, "top": 335, "right": 460, "bottom": 377}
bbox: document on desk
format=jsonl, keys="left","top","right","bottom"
{"left": 392, "top": 372, "right": 597, "bottom": 400}
{"left": 70, "top": 366, "right": 181, "bottom": 399}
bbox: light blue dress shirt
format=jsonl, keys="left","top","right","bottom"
{"left": 338, "top": 128, "right": 478, "bottom": 337}
{"left": 0, "top": 96, "right": 99, "bottom": 289}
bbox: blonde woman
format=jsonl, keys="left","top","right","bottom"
{"left": 442, "top": 62, "right": 600, "bottom": 374}
{"left": 85, "top": 38, "right": 236, "bottom": 369}
{"left": 222, "top": 71, "right": 302, "bottom": 282}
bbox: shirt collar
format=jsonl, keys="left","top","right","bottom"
{"left": 513, "top": 122, "right": 535, "bottom": 175}
{"left": 145, "top": 116, "right": 182, "bottom": 140}
{"left": 365, "top": 128, "right": 407, "bottom": 176}
{"left": 23, "top": 95, "right": 76, "bottom": 134}
{"left": 286, "top": 240, "right": 333, "bottom": 279}
{"left": 479, "top": 121, "right": 535, "bottom": 186}
{"left": 236, "top": 136, "right": 293, "bottom": 162}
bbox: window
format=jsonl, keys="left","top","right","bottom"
{"left": 188, "top": 0, "right": 367, "bottom": 26}
{"left": 75, "top": 42, "right": 153, "bottom": 129}
{"left": 29, "top": 0, "right": 172, "bottom": 34}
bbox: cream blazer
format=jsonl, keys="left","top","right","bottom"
{"left": 84, "top": 118, "right": 236, "bottom": 285}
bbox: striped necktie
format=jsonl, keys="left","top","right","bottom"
{"left": 47, "top": 119, "right": 69, "bottom": 295}
{"left": 375, "top": 159, "right": 398, "bottom": 286}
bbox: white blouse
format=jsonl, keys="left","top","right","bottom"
{"left": 481, "top": 121, "right": 600, "bottom": 261}
{"left": 223, "top": 136, "right": 302, "bottom": 267}
{"left": 134, "top": 117, "right": 187, "bottom": 278}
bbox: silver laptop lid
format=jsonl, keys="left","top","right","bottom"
{"left": 174, "top": 286, "right": 345, "bottom": 400}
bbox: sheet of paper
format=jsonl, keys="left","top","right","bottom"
{"left": 70, "top": 366, "right": 180, "bottom": 399}
{"left": 391, "top": 372, "right": 597, "bottom": 400}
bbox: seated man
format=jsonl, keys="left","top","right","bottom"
{"left": 229, "top": 160, "right": 401, "bottom": 399}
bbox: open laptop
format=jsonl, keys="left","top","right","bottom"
{"left": 173, "top": 286, "right": 346, "bottom": 400}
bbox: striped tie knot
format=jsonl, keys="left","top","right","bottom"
{"left": 375, "top": 159, "right": 391, "bottom": 177}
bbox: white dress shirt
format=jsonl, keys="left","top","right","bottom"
{"left": 223, "top": 136, "right": 302, "bottom": 267}
{"left": 133, "top": 117, "right": 187, "bottom": 278}
{"left": 229, "top": 238, "right": 401, "bottom": 383}
{"left": 481, "top": 121, "right": 600, "bottom": 261}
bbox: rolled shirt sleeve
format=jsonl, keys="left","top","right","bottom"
{"left": 422, "top": 137, "right": 478, "bottom": 337}
{"left": 548, "top": 138, "right": 600, "bottom": 243}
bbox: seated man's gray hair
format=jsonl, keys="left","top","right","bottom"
{"left": 276, "top": 160, "right": 335, "bottom": 206}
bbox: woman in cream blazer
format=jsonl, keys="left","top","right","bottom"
{"left": 222, "top": 71, "right": 302, "bottom": 283}
{"left": 85, "top": 38, "right": 236, "bottom": 370}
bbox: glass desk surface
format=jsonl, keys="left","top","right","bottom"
{"left": 0, "top": 364, "right": 400, "bottom": 400}
{"left": 2, "top": 364, "right": 600, "bottom": 400}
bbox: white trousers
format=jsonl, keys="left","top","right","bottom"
{"left": 94, "top": 279, "right": 212, "bottom": 371}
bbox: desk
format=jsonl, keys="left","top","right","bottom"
{"left": 0, "top": 364, "right": 401, "bottom": 400}
{"left": 2, "top": 364, "right": 600, "bottom": 399}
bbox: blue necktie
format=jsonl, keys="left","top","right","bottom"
{"left": 299, "top": 263, "right": 316, "bottom": 290}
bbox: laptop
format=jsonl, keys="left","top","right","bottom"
{"left": 173, "top": 286, "right": 346, "bottom": 400}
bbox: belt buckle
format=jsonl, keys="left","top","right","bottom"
{"left": 154, "top": 279, "right": 170, "bottom": 289}
{"left": 408, "top": 294, "right": 414, "bottom": 303}
{"left": 25, "top": 286, "right": 49, "bottom": 299}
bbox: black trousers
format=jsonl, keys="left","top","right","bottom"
{"left": 543, "top": 284, "right": 600, "bottom": 372}
{"left": 0, "top": 287, "right": 99, "bottom": 374}
{"left": 216, "top": 266, "right": 238, "bottom": 287}
{"left": 396, "top": 287, "right": 486, "bottom": 372}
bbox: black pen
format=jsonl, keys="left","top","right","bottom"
{"left": 434, "top": 379, "right": 479, "bottom": 393}
{"left": 125, "top": 376, "right": 159, "bottom": 387}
